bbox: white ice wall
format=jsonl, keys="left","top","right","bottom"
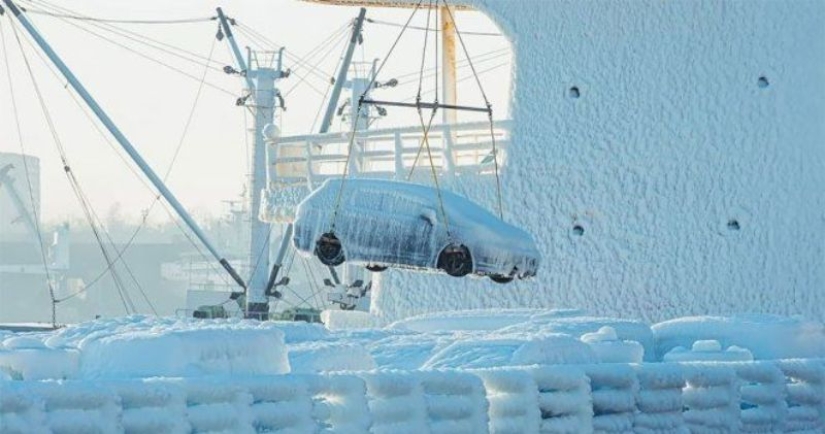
{"left": 373, "top": 0, "right": 825, "bottom": 323}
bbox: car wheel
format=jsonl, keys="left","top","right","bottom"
{"left": 315, "top": 232, "right": 345, "bottom": 266}
{"left": 366, "top": 264, "right": 387, "bottom": 272}
{"left": 437, "top": 244, "right": 473, "bottom": 277}
{"left": 489, "top": 274, "right": 514, "bottom": 284}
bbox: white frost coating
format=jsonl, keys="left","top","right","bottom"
{"left": 371, "top": 0, "right": 825, "bottom": 324}
{"left": 653, "top": 315, "right": 825, "bottom": 360}
{"left": 288, "top": 341, "right": 376, "bottom": 373}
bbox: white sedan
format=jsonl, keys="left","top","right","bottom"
{"left": 292, "top": 179, "right": 540, "bottom": 283}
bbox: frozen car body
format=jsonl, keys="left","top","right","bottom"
{"left": 292, "top": 178, "right": 540, "bottom": 280}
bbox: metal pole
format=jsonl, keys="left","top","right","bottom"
{"left": 319, "top": 8, "right": 367, "bottom": 134}
{"left": 2, "top": 0, "right": 248, "bottom": 290}
{"left": 216, "top": 7, "right": 256, "bottom": 96}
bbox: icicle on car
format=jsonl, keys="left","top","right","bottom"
{"left": 292, "top": 179, "right": 540, "bottom": 283}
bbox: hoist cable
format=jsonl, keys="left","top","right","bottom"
{"left": 366, "top": 17, "right": 502, "bottom": 37}
{"left": 329, "top": 0, "right": 425, "bottom": 232}
{"left": 0, "top": 20, "right": 58, "bottom": 326}
{"left": 25, "top": 0, "right": 226, "bottom": 72}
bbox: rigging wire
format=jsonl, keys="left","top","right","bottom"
{"left": 23, "top": 0, "right": 236, "bottom": 97}
{"left": 365, "top": 17, "right": 502, "bottom": 37}
{"left": 0, "top": 20, "right": 58, "bottom": 326}
{"left": 329, "top": 0, "right": 425, "bottom": 232}
{"left": 4, "top": 20, "right": 136, "bottom": 314}
{"left": 8, "top": 13, "right": 235, "bottom": 302}
{"left": 25, "top": 9, "right": 217, "bottom": 25}
{"left": 440, "top": 0, "right": 503, "bottom": 219}
{"left": 24, "top": 0, "right": 226, "bottom": 72}
{"left": 54, "top": 39, "right": 234, "bottom": 303}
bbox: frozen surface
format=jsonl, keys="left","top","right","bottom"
{"left": 288, "top": 341, "right": 376, "bottom": 373}
{"left": 371, "top": 0, "right": 825, "bottom": 324}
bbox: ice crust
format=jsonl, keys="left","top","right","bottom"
{"left": 368, "top": 0, "right": 825, "bottom": 325}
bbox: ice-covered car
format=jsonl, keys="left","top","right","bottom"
{"left": 292, "top": 178, "right": 540, "bottom": 283}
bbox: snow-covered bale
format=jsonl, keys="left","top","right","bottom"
{"left": 75, "top": 318, "right": 289, "bottom": 378}
{"left": 288, "top": 341, "right": 376, "bottom": 373}
{"left": 776, "top": 359, "right": 825, "bottom": 432}
{"left": 474, "top": 368, "right": 541, "bottom": 434}
{"left": 109, "top": 379, "right": 189, "bottom": 434}
{"left": 358, "top": 371, "right": 428, "bottom": 434}
{"left": 653, "top": 315, "right": 825, "bottom": 360}
{"left": 679, "top": 362, "right": 740, "bottom": 432}
{"left": 0, "top": 382, "right": 47, "bottom": 433}
{"left": 731, "top": 361, "right": 788, "bottom": 432}
{"left": 581, "top": 326, "right": 644, "bottom": 363}
{"left": 0, "top": 346, "right": 79, "bottom": 380}
{"left": 422, "top": 334, "right": 595, "bottom": 370}
{"left": 582, "top": 364, "right": 638, "bottom": 433}
{"left": 418, "top": 370, "right": 490, "bottom": 434}
{"left": 307, "top": 373, "right": 371, "bottom": 433}
{"left": 524, "top": 365, "right": 593, "bottom": 434}
{"left": 236, "top": 376, "right": 316, "bottom": 433}
{"left": 663, "top": 340, "right": 754, "bottom": 362}
{"left": 632, "top": 363, "right": 688, "bottom": 433}
{"left": 367, "top": 334, "right": 447, "bottom": 370}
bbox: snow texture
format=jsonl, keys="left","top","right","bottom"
{"left": 369, "top": 0, "right": 825, "bottom": 325}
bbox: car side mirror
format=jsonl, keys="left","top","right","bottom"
{"left": 323, "top": 278, "right": 335, "bottom": 288}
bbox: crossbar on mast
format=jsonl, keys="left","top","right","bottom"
{"left": 361, "top": 98, "right": 490, "bottom": 113}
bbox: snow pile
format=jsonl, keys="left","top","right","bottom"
{"left": 581, "top": 326, "right": 645, "bottom": 363}
{"left": 498, "top": 316, "right": 656, "bottom": 361}
{"left": 653, "top": 315, "right": 825, "bottom": 360}
{"left": 288, "top": 341, "right": 376, "bottom": 373}
{"left": 422, "top": 334, "right": 595, "bottom": 370}
{"left": 389, "top": 309, "right": 552, "bottom": 333}
{"left": 663, "top": 340, "right": 754, "bottom": 363}
{"left": 308, "top": 374, "right": 371, "bottom": 433}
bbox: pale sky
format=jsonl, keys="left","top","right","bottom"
{"left": 0, "top": 0, "right": 511, "bottom": 226}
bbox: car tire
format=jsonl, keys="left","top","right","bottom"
{"left": 366, "top": 265, "right": 388, "bottom": 272}
{"left": 437, "top": 244, "right": 473, "bottom": 277}
{"left": 489, "top": 274, "right": 514, "bottom": 284}
{"left": 315, "top": 232, "right": 345, "bottom": 266}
